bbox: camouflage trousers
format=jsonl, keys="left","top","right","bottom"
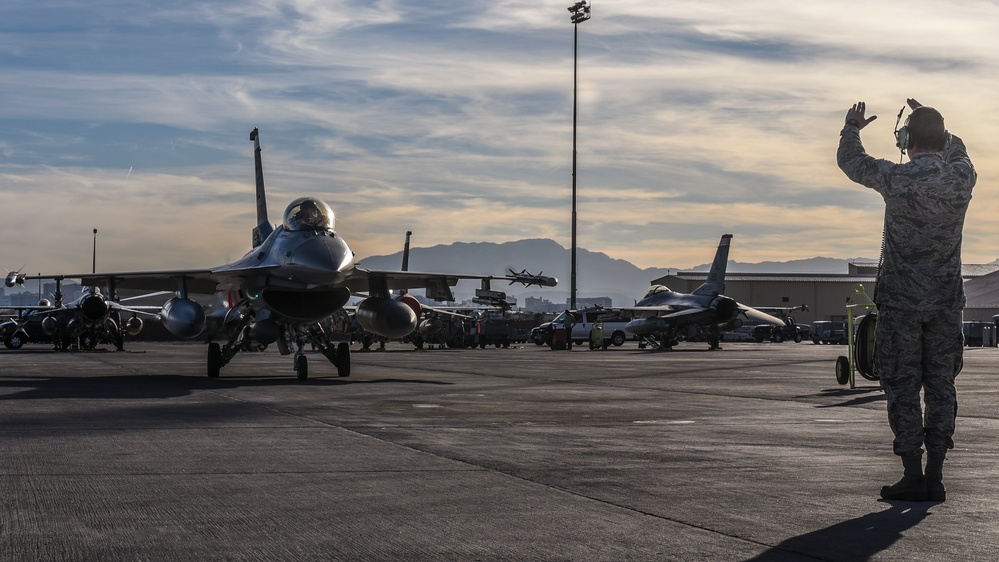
{"left": 875, "top": 307, "right": 964, "bottom": 456}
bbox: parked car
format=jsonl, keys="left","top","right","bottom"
{"left": 753, "top": 323, "right": 809, "bottom": 343}
{"left": 721, "top": 325, "right": 757, "bottom": 342}
{"left": 963, "top": 321, "right": 994, "bottom": 347}
{"left": 811, "top": 321, "right": 847, "bottom": 344}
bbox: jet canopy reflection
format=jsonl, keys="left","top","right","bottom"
{"left": 284, "top": 197, "right": 334, "bottom": 231}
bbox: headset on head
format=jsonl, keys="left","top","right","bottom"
{"left": 894, "top": 104, "right": 950, "bottom": 158}
{"left": 893, "top": 106, "right": 912, "bottom": 155}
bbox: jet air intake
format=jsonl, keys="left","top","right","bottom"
{"left": 261, "top": 287, "right": 350, "bottom": 322}
{"left": 125, "top": 316, "right": 144, "bottom": 336}
{"left": 81, "top": 295, "right": 108, "bottom": 322}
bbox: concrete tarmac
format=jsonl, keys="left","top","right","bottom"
{"left": 2, "top": 340, "right": 997, "bottom": 561}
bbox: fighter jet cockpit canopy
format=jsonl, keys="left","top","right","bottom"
{"left": 644, "top": 285, "right": 674, "bottom": 298}
{"left": 283, "top": 197, "right": 334, "bottom": 232}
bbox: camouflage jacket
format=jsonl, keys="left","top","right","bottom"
{"left": 837, "top": 125, "right": 976, "bottom": 310}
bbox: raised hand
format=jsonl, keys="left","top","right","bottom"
{"left": 846, "top": 101, "right": 878, "bottom": 129}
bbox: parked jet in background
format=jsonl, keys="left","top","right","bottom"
{"left": 6, "top": 129, "right": 556, "bottom": 379}
{"left": 620, "top": 234, "right": 784, "bottom": 350}
{"left": 0, "top": 283, "right": 158, "bottom": 350}
{"left": 359, "top": 229, "right": 523, "bottom": 350}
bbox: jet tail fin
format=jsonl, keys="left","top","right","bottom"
{"left": 398, "top": 231, "right": 413, "bottom": 295}
{"left": 250, "top": 128, "right": 274, "bottom": 248}
{"left": 691, "top": 234, "right": 732, "bottom": 296}
{"left": 401, "top": 231, "right": 413, "bottom": 271}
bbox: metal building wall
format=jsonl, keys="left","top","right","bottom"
{"left": 723, "top": 280, "right": 874, "bottom": 324}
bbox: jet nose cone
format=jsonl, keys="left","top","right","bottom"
{"left": 288, "top": 233, "right": 354, "bottom": 279}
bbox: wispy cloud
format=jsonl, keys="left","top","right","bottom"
{"left": 1, "top": 0, "right": 998, "bottom": 274}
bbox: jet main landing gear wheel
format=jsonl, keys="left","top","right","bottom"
{"left": 4, "top": 332, "right": 25, "bottom": 350}
{"left": 296, "top": 354, "right": 309, "bottom": 381}
{"left": 207, "top": 343, "right": 222, "bottom": 378}
{"left": 335, "top": 342, "right": 351, "bottom": 377}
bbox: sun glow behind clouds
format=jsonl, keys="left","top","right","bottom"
{"left": 1, "top": 0, "right": 998, "bottom": 273}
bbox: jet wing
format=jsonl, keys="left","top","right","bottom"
{"left": 607, "top": 305, "right": 682, "bottom": 316}
{"left": 345, "top": 269, "right": 462, "bottom": 293}
{"left": 613, "top": 305, "right": 715, "bottom": 327}
{"left": 659, "top": 307, "right": 711, "bottom": 320}
{"left": 9, "top": 265, "right": 554, "bottom": 301}
{"left": 420, "top": 305, "right": 475, "bottom": 319}
{"left": 103, "top": 302, "right": 164, "bottom": 317}
{"left": 80, "top": 270, "right": 219, "bottom": 294}
{"left": 8, "top": 268, "right": 257, "bottom": 295}
{"left": 345, "top": 268, "right": 557, "bottom": 301}
{"left": 605, "top": 303, "right": 785, "bottom": 326}
{"left": 738, "top": 305, "right": 786, "bottom": 326}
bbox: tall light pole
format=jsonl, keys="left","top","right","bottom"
{"left": 567, "top": 1, "right": 590, "bottom": 310}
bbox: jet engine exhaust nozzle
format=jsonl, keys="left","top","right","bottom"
{"left": 710, "top": 296, "right": 739, "bottom": 323}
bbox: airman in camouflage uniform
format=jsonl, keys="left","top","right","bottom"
{"left": 837, "top": 99, "right": 976, "bottom": 502}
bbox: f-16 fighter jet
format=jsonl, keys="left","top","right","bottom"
{"left": 7, "top": 129, "right": 556, "bottom": 380}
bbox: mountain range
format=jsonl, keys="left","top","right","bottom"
{"left": 355, "top": 238, "right": 877, "bottom": 306}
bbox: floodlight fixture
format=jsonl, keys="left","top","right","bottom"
{"left": 568, "top": 1, "right": 591, "bottom": 24}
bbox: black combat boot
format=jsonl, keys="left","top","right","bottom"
{"left": 925, "top": 451, "right": 946, "bottom": 502}
{"left": 880, "top": 453, "right": 928, "bottom": 501}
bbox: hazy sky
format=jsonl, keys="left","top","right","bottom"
{"left": 2, "top": 0, "right": 998, "bottom": 276}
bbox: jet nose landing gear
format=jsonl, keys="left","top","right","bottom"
{"left": 206, "top": 319, "right": 352, "bottom": 381}
{"left": 322, "top": 341, "right": 351, "bottom": 377}
{"left": 295, "top": 353, "right": 309, "bottom": 381}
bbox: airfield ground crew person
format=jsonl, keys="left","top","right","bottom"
{"left": 589, "top": 320, "right": 605, "bottom": 350}
{"left": 837, "top": 98, "right": 976, "bottom": 502}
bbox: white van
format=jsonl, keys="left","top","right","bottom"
{"left": 548, "top": 308, "right": 634, "bottom": 347}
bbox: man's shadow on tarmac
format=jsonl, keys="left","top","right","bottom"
{"left": 812, "top": 388, "right": 886, "bottom": 408}
{"left": 743, "top": 502, "right": 933, "bottom": 561}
